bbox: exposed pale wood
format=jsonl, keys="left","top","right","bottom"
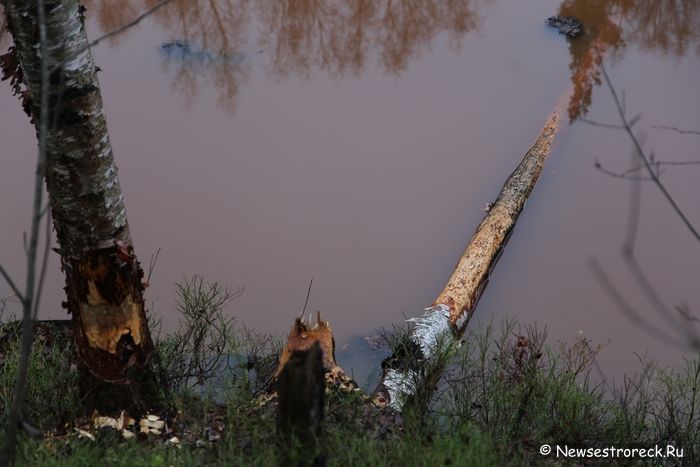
{"left": 275, "top": 311, "right": 338, "bottom": 378}
{"left": 374, "top": 96, "right": 568, "bottom": 409}
{"left": 436, "top": 103, "right": 563, "bottom": 331}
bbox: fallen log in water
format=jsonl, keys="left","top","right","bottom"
{"left": 269, "top": 97, "right": 567, "bottom": 418}
{"left": 373, "top": 97, "right": 567, "bottom": 409}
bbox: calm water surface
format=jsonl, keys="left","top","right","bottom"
{"left": 1, "top": 0, "right": 699, "bottom": 381}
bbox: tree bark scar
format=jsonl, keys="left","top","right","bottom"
{"left": 66, "top": 244, "right": 153, "bottom": 383}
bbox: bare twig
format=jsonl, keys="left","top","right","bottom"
{"left": 51, "top": 0, "right": 175, "bottom": 73}
{"left": 652, "top": 125, "right": 700, "bottom": 136}
{"left": 589, "top": 74, "right": 700, "bottom": 354}
{"left": 622, "top": 140, "right": 643, "bottom": 271}
{"left": 298, "top": 277, "right": 313, "bottom": 321}
{"left": 588, "top": 258, "right": 689, "bottom": 351}
{"left": 31, "top": 206, "right": 51, "bottom": 319}
{"left": 595, "top": 159, "right": 700, "bottom": 181}
{"left": 0, "top": 265, "right": 24, "bottom": 303}
{"left": 594, "top": 161, "right": 656, "bottom": 181}
{"left": 146, "top": 247, "right": 161, "bottom": 285}
{"left": 580, "top": 117, "right": 626, "bottom": 130}
{"left": 623, "top": 252, "right": 688, "bottom": 335}
{"left": 649, "top": 160, "right": 700, "bottom": 167}
{"left": 1, "top": 0, "right": 49, "bottom": 462}
{"left": 601, "top": 64, "right": 700, "bottom": 242}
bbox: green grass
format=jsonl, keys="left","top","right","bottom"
{"left": 2, "top": 280, "right": 699, "bottom": 466}
{"left": 0, "top": 322, "right": 82, "bottom": 433}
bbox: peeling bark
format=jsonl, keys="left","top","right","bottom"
{"left": 374, "top": 97, "right": 568, "bottom": 409}
{"left": 2, "top": 0, "right": 154, "bottom": 399}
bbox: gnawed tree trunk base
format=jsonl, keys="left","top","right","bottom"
{"left": 0, "top": 318, "right": 163, "bottom": 416}
{"left": 62, "top": 242, "right": 160, "bottom": 413}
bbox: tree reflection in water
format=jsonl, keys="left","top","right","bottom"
{"left": 81, "top": 0, "right": 491, "bottom": 112}
{"left": 30, "top": 0, "right": 700, "bottom": 114}
{"left": 559, "top": 0, "right": 700, "bottom": 122}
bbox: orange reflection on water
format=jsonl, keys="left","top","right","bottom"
{"left": 559, "top": 0, "right": 700, "bottom": 123}
{"left": 82, "top": 0, "right": 490, "bottom": 112}
{"left": 619, "top": 0, "right": 700, "bottom": 57}
{"left": 257, "top": 0, "right": 486, "bottom": 77}
{"left": 558, "top": 0, "right": 624, "bottom": 123}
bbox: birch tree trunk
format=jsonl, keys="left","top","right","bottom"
{"left": 2, "top": 0, "right": 155, "bottom": 407}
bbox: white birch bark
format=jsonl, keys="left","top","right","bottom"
{"left": 3, "top": 0, "right": 153, "bottom": 386}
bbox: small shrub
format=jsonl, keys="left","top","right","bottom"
{"left": 155, "top": 275, "right": 242, "bottom": 395}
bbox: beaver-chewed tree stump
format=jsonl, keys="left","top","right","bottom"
{"left": 270, "top": 312, "right": 404, "bottom": 465}
{"left": 276, "top": 339, "right": 325, "bottom": 448}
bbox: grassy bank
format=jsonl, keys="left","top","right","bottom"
{"left": 1, "top": 279, "right": 698, "bottom": 466}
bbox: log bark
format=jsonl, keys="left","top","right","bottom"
{"left": 2, "top": 0, "right": 155, "bottom": 408}
{"left": 374, "top": 97, "right": 567, "bottom": 409}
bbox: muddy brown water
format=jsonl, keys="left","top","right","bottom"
{"left": 1, "top": 0, "right": 699, "bottom": 384}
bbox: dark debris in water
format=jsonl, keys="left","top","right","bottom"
{"left": 159, "top": 40, "right": 256, "bottom": 67}
{"left": 546, "top": 15, "right": 584, "bottom": 39}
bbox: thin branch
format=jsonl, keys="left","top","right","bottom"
{"left": 31, "top": 206, "right": 52, "bottom": 319}
{"left": 1, "top": 0, "right": 49, "bottom": 462}
{"left": 650, "top": 160, "right": 700, "bottom": 167}
{"left": 595, "top": 158, "right": 700, "bottom": 180}
{"left": 601, "top": 64, "right": 700, "bottom": 242}
{"left": 624, "top": 252, "right": 688, "bottom": 335}
{"left": 652, "top": 125, "right": 700, "bottom": 136}
{"left": 38, "top": 202, "right": 50, "bottom": 219}
{"left": 676, "top": 305, "right": 700, "bottom": 350}
{"left": 0, "top": 265, "right": 24, "bottom": 303}
{"left": 623, "top": 145, "right": 642, "bottom": 256}
{"left": 677, "top": 305, "right": 699, "bottom": 324}
{"left": 299, "top": 277, "right": 314, "bottom": 321}
{"left": 580, "top": 117, "right": 626, "bottom": 130}
{"left": 588, "top": 258, "right": 689, "bottom": 351}
{"left": 146, "top": 247, "right": 161, "bottom": 285}
{"left": 51, "top": 0, "right": 175, "bottom": 73}
{"left": 594, "top": 160, "right": 656, "bottom": 181}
